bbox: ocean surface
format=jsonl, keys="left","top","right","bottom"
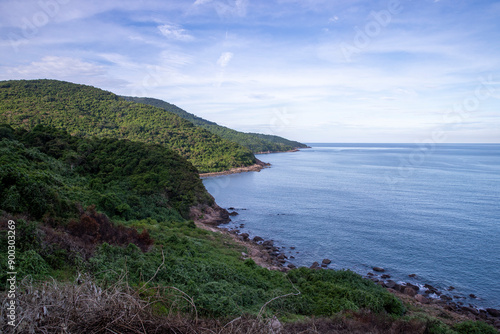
{"left": 203, "top": 144, "right": 500, "bottom": 309}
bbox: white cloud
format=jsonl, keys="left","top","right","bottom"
{"left": 7, "top": 56, "right": 105, "bottom": 78}
{"left": 217, "top": 52, "right": 233, "bottom": 67}
{"left": 158, "top": 24, "right": 194, "bottom": 41}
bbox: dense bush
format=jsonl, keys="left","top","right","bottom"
{"left": 0, "top": 125, "right": 212, "bottom": 220}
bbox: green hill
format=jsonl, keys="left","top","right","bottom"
{"left": 122, "top": 96, "right": 309, "bottom": 153}
{"left": 0, "top": 79, "right": 255, "bottom": 173}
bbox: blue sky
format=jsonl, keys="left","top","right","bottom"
{"left": 1, "top": 0, "right": 500, "bottom": 143}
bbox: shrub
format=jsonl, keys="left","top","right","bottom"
{"left": 453, "top": 320, "right": 498, "bottom": 334}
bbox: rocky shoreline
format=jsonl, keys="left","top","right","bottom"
{"left": 199, "top": 159, "right": 270, "bottom": 178}
{"left": 193, "top": 206, "right": 500, "bottom": 330}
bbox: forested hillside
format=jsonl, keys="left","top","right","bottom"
{"left": 0, "top": 80, "right": 255, "bottom": 173}
{"left": 122, "top": 96, "right": 309, "bottom": 153}
{"left": 0, "top": 124, "right": 212, "bottom": 221}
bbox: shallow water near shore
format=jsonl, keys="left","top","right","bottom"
{"left": 203, "top": 143, "right": 500, "bottom": 309}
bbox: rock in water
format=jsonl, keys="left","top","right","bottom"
{"left": 373, "top": 266, "right": 385, "bottom": 272}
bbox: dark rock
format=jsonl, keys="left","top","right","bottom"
{"left": 322, "top": 259, "right": 332, "bottom": 265}
{"left": 262, "top": 240, "right": 274, "bottom": 247}
{"left": 367, "top": 272, "right": 374, "bottom": 276}
{"left": 290, "top": 247, "right": 296, "bottom": 250}
{"left": 404, "top": 287, "right": 417, "bottom": 297}
{"left": 469, "top": 294, "right": 477, "bottom": 299}
{"left": 415, "top": 294, "right": 429, "bottom": 304}
{"left": 494, "top": 320, "right": 500, "bottom": 329}
{"left": 462, "top": 306, "right": 479, "bottom": 316}
{"left": 381, "top": 274, "right": 391, "bottom": 279}
{"left": 371, "top": 278, "right": 379, "bottom": 283}
{"left": 385, "top": 280, "right": 397, "bottom": 289}
{"left": 373, "top": 267, "right": 385, "bottom": 272}
{"left": 440, "top": 295, "right": 452, "bottom": 301}
{"left": 287, "top": 263, "right": 296, "bottom": 269}
{"left": 240, "top": 233, "right": 249, "bottom": 240}
{"left": 321, "top": 263, "right": 327, "bottom": 268}
{"left": 253, "top": 236, "right": 264, "bottom": 242}
{"left": 408, "top": 274, "right": 417, "bottom": 278}
{"left": 406, "top": 283, "right": 420, "bottom": 291}
{"left": 486, "top": 308, "right": 500, "bottom": 317}
{"left": 239, "top": 224, "right": 245, "bottom": 228}
{"left": 310, "top": 262, "right": 320, "bottom": 269}
{"left": 277, "top": 254, "right": 287, "bottom": 260}
{"left": 447, "top": 286, "right": 455, "bottom": 291}
{"left": 228, "top": 207, "right": 235, "bottom": 210}
{"left": 229, "top": 211, "right": 239, "bottom": 216}
{"left": 289, "top": 256, "right": 295, "bottom": 259}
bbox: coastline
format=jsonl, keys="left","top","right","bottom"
{"left": 199, "top": 158, "right": 271, "bottom": 178}
{"left": 192, "top": 203, "right": 500, "bottom": 330}
{"left": 194, "top": 218, "right": 500, "bottom": 330}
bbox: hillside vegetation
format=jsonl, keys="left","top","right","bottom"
{"left": 122, "top": 96, "right": 309, "bottom": 153}
{"left": 0, "top": 79, "right": 255, "bottom": 173}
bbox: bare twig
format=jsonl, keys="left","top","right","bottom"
{"left": 258, "top": 278, "right": 301, "bottom": 319}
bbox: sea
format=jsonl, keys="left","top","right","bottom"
{"left": 202, "top": 143, "right": 500, "bottom": 309}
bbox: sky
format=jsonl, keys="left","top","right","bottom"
{"left": 1, "top": 0, "right": 500, "bottom": 143}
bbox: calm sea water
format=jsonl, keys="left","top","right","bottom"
{"left": 203, "top": 144, "right": 500, "bottom": 309}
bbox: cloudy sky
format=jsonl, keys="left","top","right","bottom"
{"left": 1, "top": 0, "right": 500, "bottom": 143}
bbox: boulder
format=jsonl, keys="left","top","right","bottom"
{"left": 415, "top": 294, "right": 429, "bottom": 304}
{"left": 262, "top": 240, "right": 274, "bottom": 249}
{"left": 373, "top": 267, "right": 385, "bottom": 272}
{"left": 404, "top": 287, "right": 417, "bottom": 297}
{"left": 322, "top": 259, "right": 332, "bottom": 265}
{"left": 240, "top": 233, "right": 249, "bottom": 240}
{"left": 310, "top": 262, "right": 320, "bottom": 269}
{"left": 486, "top": 308, "right": 500, "bottom": 318}
{"left": 253, "top": 236, "right": 264, "bottom": 242}
{"left": 408, "top": 274, "right": 417, "bottom": 278}
{"left": 447, "top": 286, "right": 455, "bottom": 291}
{"left": 461, "top": 306, "right": 479, "bottom": 316}
{"left": 277, "top": 254, "right": 287, "bottom": 260}
{"left": 469, "top": 294, "right": 477, "bottom": 299}
{"left": 229, "top": 211, "right": 239, "bottom": 216}
{"left": 287, "top": 263, "right": 297, "bottom": 269}
{"left": 385, "top": 280, "right": 397, "bottom": 289}
{"left": 381, "top": 274, "right": 391, "bottom": 279}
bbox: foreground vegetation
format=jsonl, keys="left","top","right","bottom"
{"left": 122, "top": 96, "right": 309, "bottom": 153}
